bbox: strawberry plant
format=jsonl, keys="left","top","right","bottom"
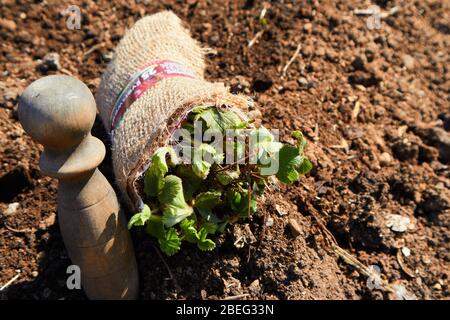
{"left": 128, "top": 106, "right": 312, "bottom": 255}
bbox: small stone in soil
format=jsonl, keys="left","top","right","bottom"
{"left": 386, "top": 214, "right": 411, "bottom": 233}
{"left": 288, "top": 218, "right": 302, "bottom": 237}
{"left": 248, "top": 279, "right": 260, "bottom": 294}
{"left": 274, "top": 204, "right": 288, "bottom": 216}
{"left": 297, "top": 77, "right": 309, "bottom": 87}
{"left": 0, "top": 18, "right": 17, "bottom": 31}
{"left": 402, "top": 54, "right": 415, "bottom": 69}
{"left": 379, "top": 152, "right": 392, "bottom": 166}
{"left": 4, "top": 202, "right": 20, "bottom": 215}
{"left": 401, "top": 247, "right": 411, "bottom": 257}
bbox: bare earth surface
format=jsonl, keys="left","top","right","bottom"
{"left": 0, "top": 0, "right": 449, "bottom": 300}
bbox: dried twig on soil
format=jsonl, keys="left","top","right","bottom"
{"left": 0, "top": 273, "right": 20, "bottom": 292}
{"left": 4, "top": 222, "right": 32, "bottom": 234}
{"left": 281, "top": 43, "right": 301, "bottom": 78}
{"left": 330, "top": 138, "right": 350, "bottom": 154}
{"left": 248, "top": 30, "right": 264, "bottom": 48}
{"left": 222, "top": 293, "right": 250, "bottom": 300}
{"left": 351, "top": 101, "right": 361, "bottom": 121}
{"left": 396, "top": 249, "right": 416, "bottom": 278}
{"left": 60, "top": 68, "right": 73, "bottom": 76}
{"left": 83, "top": 43, "right": 105, "bottom": 58}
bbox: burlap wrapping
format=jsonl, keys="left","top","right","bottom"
{"left": 96, "top": 11, "right": 250, "bottom": 211}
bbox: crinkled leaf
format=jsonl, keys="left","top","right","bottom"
{"left": 201, "top": 220, "right": 218, "bottom": 234}
{"left": 226, "top": 190, "right": 242, "bottom": 213}
{"left": 197, "top": 228, "right": 216, "bottom": 251}
{"left": 194, "top": 191, "right": 222, "bottom": 211}
{"left": 190, "top": 105, "right": 209, "bottom": 114}
{"left": 192, "top": 159, "right": 211, "bottom": 179}
{"left": 298, "top": 158, "right": 313, "bottom": 175}
{"left": 275, "top": 143, "right": 312, "bottom": 183}
{"left": 217, "top": 221, "right": 228, "bottom": 233}
{"left": 197, "top": 238, "right": 216, "bottom": 251}
{"left": 176, "top": 165, "right": 202, "bottom": 201}
{"left": 250, "top": 127, "right": 283, "bottom": 160}
{"left": 197, "top": 143, "right": 217, "bottom": 155}
{"left": 238, "top": 190, "right": 257, "bottom": 217}
{"left": 180, "top": 218, "right": 199, "bottom": 243}
{"left": 292, "top": 130, "right": 307, "bottom": 153}
{"left": 191, "top": 143, "right": 218, "bottom": 179}
{"left": 158, "top": 227, "right": 181, "bottom": 256}
{"left": 274, "top": 145, "right": 303, "bottom": 183}
{"left": 145, "top": 215, "right": 166, "bottom": 239}
{"left": 195, "top": 108, "right": 246, "bottom": 132}
{"left": 127, "top": 204, "right": 152, "bottom": 229}
{"left": 212, "top": 152, "right": 224, "bottom": 164}
{"left": 216, "top": 169, "right": 240, "bottom": 186}
{"left": 159, "top": 175, "right": 193, "bottom": 227}
{"left": 144, "top": 147, "right": 178, "bottom": 197}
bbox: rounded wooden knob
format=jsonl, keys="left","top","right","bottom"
{"left": 19, "top": 75, "right": 96, "bottom": 151}
{"left": 19, "top": 75, "right": 105, "bottom": 178}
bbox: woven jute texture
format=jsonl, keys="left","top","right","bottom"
{"left": 96, "top": 11, "right": 250, "bottom": 210}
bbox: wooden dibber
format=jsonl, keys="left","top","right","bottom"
{"left": 18, "top": 75, "right": 139, "bottom": 299}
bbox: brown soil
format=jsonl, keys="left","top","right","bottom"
{"left": 0, "top": 0, "right": 449, "bottom": 300}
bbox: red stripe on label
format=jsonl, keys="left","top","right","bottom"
{"left": 110, "top": 60, "right": 196, "bottom": 131}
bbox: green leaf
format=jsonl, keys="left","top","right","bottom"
{"left": 145, "top": 215, "right": 166, "bottom": 239}
{"left": 212, "top": 152, "right": 225, "bottom": 164}
{"left": 194, "top": 108, "right": 246, "bottom": 132}
{"left": 216, "top": 169, "right": 240, "bottom": 186}
{"left": 225, "top": 188, "right": 256, "bottom": 217}
{"left": 194, "top": 191, "right": 222, "bottom": 211}
{"left": 176, "top": 165, "right": 202, "bottom": 201}
{"left": 192, "top": 159, "right": 211, "bottom": 179}
{"left": 197, "top": 228, "right": 216, "bottom": 251}
{"left": 191, "top": 143, "right": 218, "bottom": 179}
{"left": 144, "top": 147, "right": 178, "bottom": 197}
{"left": 197, "top": 143, "right": 217, "bottom": 155}
{"left": 250, "top": 127, "right": 283, "bottom": 160}
{"left": 159, "top": 175, "right": 193, "bottom": 227}
{"left": 197, "top": 238, "right": 216, "bottom": 251}
{"left": 274, "top": 142, "right": 312, "bottom": 183}
{"left": 158, "top": 227, "right": 181, "bottom": 256}
{"left": 201, "top": 220, "right": 218, "bottom": 234}
{"left": 191, "top": 105, "right": 209, "bottom": 114}
{"left": 194, "top": 191, "right": 222, "bottom": 223}
{"left": 253, "top": 179, "right": 266, "bottom": 196}
{"left": 238, "top": 190, "right": 257, "bottom": 217}
{"left": 298, "top": 158, "right": 313, "bottom": 175}
{"left": 292, "top": 130, "right": 307, "bottom": 154}
{"left": 217, "top": 220, "right": 228, "bottom": 233}
{"left": 144, "top": 165, "right": 165, "bottom": 198}
{"left": 226, "top": 189, "right": 242, "bottom": 213}
{"left": 198, "top": 210, "right": 221, "bottom": 224}
{"left": 127, "top": 204, "right": 152, "bottom": 229}
{"left": 180, "top": 218, "right": 199, "bottom": 243}
{"left": 275, "top": 144, "right": 302, "bottom": 183}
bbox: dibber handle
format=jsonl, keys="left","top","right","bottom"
{"left": 18, "top": 75, "right": 139, "bottom": 300}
